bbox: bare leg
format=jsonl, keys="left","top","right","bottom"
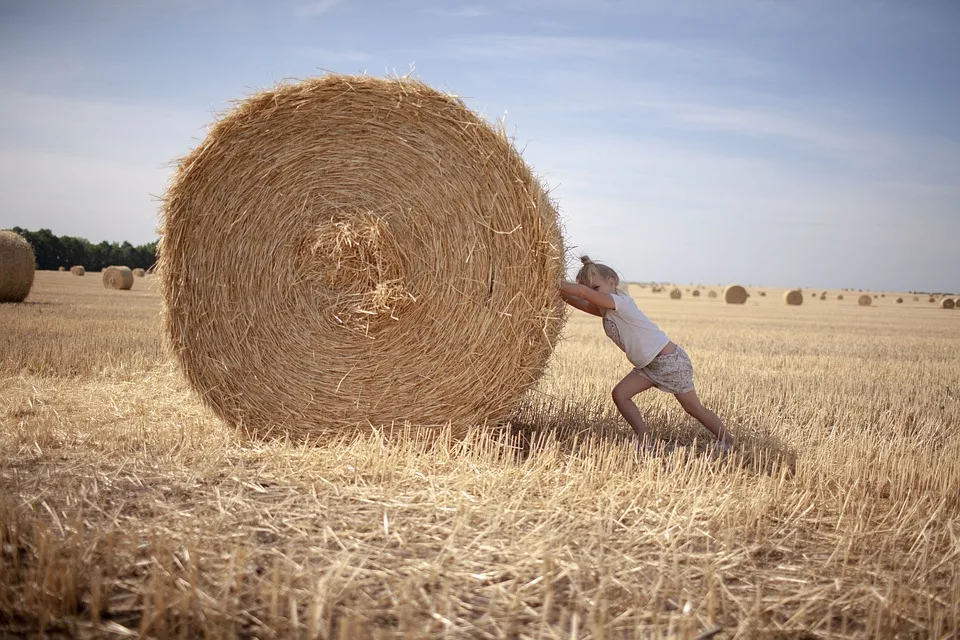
{"left": 612, "top": 371, "right": 656, "bottom": 446}
{"left": 675, "top": 390, "right": 733, "bottom": 445}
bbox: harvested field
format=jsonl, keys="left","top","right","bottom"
{"left": 1, "top": 273, "right": 958, "bottom": 638}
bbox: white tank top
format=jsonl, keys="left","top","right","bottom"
{"left": 601, "top": 294, "right": 671, "bottom": 368}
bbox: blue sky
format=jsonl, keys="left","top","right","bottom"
{"left": 1, "top": 0, "right": 958, "bottom": 291}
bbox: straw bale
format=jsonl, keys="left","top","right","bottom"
{"left": 759, "top": 291, "right": 766, "bottom": 297}
{"left": 70, "top": 265, "right": 85, "bottom": 276}
{"left": 941, "top": 298, "right": 955, "bottom": 309}
{"left": 783, "top": 289, "right": 803, "bottom": 306}
{"left": 102, "top": 265, "right": 134, "bottom": 290}
{"left": 723, "top": 284, "right": 748, "bottom": 304}
{"left": 0, "top": 230, "right": 35, "bottom": 303}
{"left": 837, "top": 294, "right": 844, "bottom": 300}
{"left": 691, "top": 289, "right": 700, "bottom": 297}
{"left": 858, "top": 294, "right": 872, "bottom": 306}
{"left": 58, "top": 266, "right": 65, "bottom": 271}
{"left": 896, "top": 297, "right": 903, "bottom": 303}
{"left": 669, "top": 288, "right": 682, "bottom": 300}
{"left": 132, "top": 268, "right": 146, "bottom": 277}
{"left": 929, "top": 296, "right": 935, "bottom": 303}
{"left": 913, "top": 296, "right": 919, "bottom": 302}
{"left": 158, "top": 75, "right": 566, "bottom": 438}
{"left": 707, "top": 290, "right": 717, "bottom": 298}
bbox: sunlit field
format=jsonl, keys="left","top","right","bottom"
{"left": 2, "top": 272, "right": 958, "bottom": 638}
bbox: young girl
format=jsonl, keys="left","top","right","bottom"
{"left": 560, "top": 256, "right": 733, "bottom": 453}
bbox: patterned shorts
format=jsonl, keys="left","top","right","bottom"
{"left": 633, "top": 346, "right": 696, "bottom": 395}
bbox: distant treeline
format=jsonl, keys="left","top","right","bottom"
{"left": 11, "top": 227, "right": 157, "bottom": 272}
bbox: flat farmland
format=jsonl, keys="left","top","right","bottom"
{"left": 1, "top": 272, "right": 958, "bottom": 638}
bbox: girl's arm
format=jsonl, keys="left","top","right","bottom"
{"left": 561, "top": 291, "right": 603, "bottom": 317}
{"left": 560, "top": 281, "right": 616, "bottom": 310}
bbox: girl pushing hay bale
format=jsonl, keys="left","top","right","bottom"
{"left": 159, "top": 75, "right": 566, "bottom": 438}
{"left": 0, "top": 230, "right": 35, "bottom": 303}
{"left": 102, "top": 265, "right": 134, "bottom": 290}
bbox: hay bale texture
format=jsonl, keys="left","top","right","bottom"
{"left": 858, "top": 294, "right": 872, "bottom": 306}
{"left": 70, "top": 265, "right": 85, "bottom": 276}
{"left": 942, "top": 298, "right": 956, "bottom": 309}
{"left": 0, "top": 230, "right": 35, "bottom": 303}
{"left": 158, "top": 75, "right": 566, "bottom": 438}
{"left": 783, "top": 289, "right": 803, "bottom": 306}
{"left": 723, "top": 284, "right": 748, "bottom": 304}
{"left": 102, "top": 265, "right": 134, "bottom": 290}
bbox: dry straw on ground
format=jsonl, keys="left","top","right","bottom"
{"left": 723, "top": 284, "right": 748, "bottom": 304}
{"left": 942, "top": 298, "right": 956, "bottom": 309}
{"left": 0, "top": 230, "right": 35, "bottom": 303}
{"left": 669, "top": 288, "right": 682, "bottom": 300}
{"left": 132, "top": 268, "right": 146, "bottom": 277}
{"left": 102, "top": 266, "right": 134, "bottom": 290}
{"left": 70, "top": 266, "right": 85, "bottom": 276}
{"left": 858, "top": 294, "right": 872, "bottom": 307}
{"left": 158, "top": 74, "right": 566, "bottom": 439}
{"left": 783, "top": 289, "right": 803, "bottom": 306}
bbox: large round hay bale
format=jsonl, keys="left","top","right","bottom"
{"left": 158, "top": 75, "right": 566, "bottom": 438}
{"left": 858, "top": 294, "right": 872, "bottom": 306}
{"left": 70, "top": 265, "right": 85, "bottom": 276}
{"left": 942, "top": 298, "right": 955, "bottom": 309}
{"left": 707, "top": 290, "right": 717, "bottom": 299}
{"left": 783, "top": 289, "right": 803, "bottom": 306}
{"left": 102, "top": 265, "right": 134, "bottom": 290}
{"left": 132, "top": 268, "right": 146, "bottom": 278}
{"left": 723, "top": 284, "right": 748, "bottom": 304}
{"left": 0, "top": 230, "right": 35, "bottom": 303}
{"left": 669, "top": 288, "right": 682, "bottom": 300}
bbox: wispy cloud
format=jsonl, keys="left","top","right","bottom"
{"left": 293, "top": 0, "right": 342, "bottom": 17}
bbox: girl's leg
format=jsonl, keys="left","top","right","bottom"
{"left": 675, "top": 390, "right": 733, "bottom": 445}
{"left": 612, "top": 371, "right": 656, "bottom": 445}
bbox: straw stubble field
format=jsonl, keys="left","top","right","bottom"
{"left": 1, "top": 271, "right": 958, "bottom": 638}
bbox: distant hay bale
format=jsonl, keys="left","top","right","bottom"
{"left": 837, "top": 294, "right": 844, "bottom": 300}
{"left": 691, "top": 289, "right": 700, "bottom": 297}
{"left": 913, "top": 296, "right": 919, "bottom": 302}
{"left": 70, "top": 265, "right": 85, "bottom": 276}
{"left": 941, "top": 298, "right": 955, "bottom": 309}
{"left": 669, "top": 288, "right": 682, "bottom": 300}
{"left": 102, "top": 265, "right": 134, "bottom": 290}
{"left": 929, "top": 296, "right": 935, "bottom": 303}
{"left": 158, "top": 74, "right": 566, "bottom": 439}
{"left": 858, "top": 294, "right": 872, "bottom": 306}
{"left": 896, "top": 297, "right": 903, "bottom": 303}
{"left": 0, "top": 230, "right": 35, "bottom": 303}
{"left": 758, "top": 291, "right": 766, "bottom": 297}
{"left": 58, "top": 266, "right": 65, "bottom": 272}
{"left": 707, "top": 290, "right": 717, "bottom": 299}
{"left": 132, "top": 268, "right": 146, "bottom": 277}
{"left": 819, "top": 294, "right": 826, "bottom": 301}
{"left": 783, "top": 289, "right": 803, "bottom": 306}
{"left": 723, "top": 284, "right": 748, "bottom": 304}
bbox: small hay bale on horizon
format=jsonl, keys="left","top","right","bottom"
{"left": 783, "top": 289, "right": 803, "bottom": 306}
{"left": 723, "top": 284, "right": 748, "bottom": 304}
{"left": 669, "top": 288, "right": 682, "bottom": 300}
{"left": 58, "top": 266, "right": 65, "bottom": 272}
{"left": 913, "top": 296, "right": 919, "bottom": 302}
{"left": 158, "top": 74, "right": 566, "bottom": 439}
{"left": 132, "top": 267, "right": 146, "bottom": 277}
{"left": 896, "top": 297, "right": 903, "bottom": 303}
{"left": 70, "top": 265, "right": 85, "bottom": 276}
{"left": 941, "top": 298, "right": 956, "bottom": 309}
{"left": 0, "top": 230, "right": 36, "bottom": 303}
{"left": 858, "top": 294, "right": 872, "bottom": 306}
{"left": 102, "top": 265, "right": 134, "bottom": 290}
{"left": 837, "top": 294, "right": 844, "bottom": 300}
{"left": 707, "top": 290, "right": 717, "bottom": 298}
{"left": 692, "top": 289, "right": 700, "bottom": 297}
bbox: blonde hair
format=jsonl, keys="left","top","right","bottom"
{"left": 575, "top": 255, "right": 622, "bottom": 291}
